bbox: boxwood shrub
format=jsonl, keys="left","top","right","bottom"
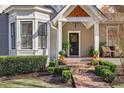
{"left": 0, "top": 56, "right": 47, "bottom": 76}
{"left": 48, "top": 61, "right": 56, "bottom": 67}
{"left": 47, "top": 65, "right": 70, "bottom": 75}
{"left": 47, "top": 67, "right": 55, "bottom": 74}
{"left": 102, "top": 69, "right": 116, "bottom": 83}
{"left": 95, "top": 65, "right": 110, "bottom": 76}
{"left": 99, "top": 60, "right": 117, "bottom": 72}
{"left": 62, "top": 70, "right": 72, "bottom": 82}
{"left": 54, "top": 65, "right": 70, "bottom": 75}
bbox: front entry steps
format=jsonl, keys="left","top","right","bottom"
{"left": 66, "top": 61, "right": 111, "bottom": 88}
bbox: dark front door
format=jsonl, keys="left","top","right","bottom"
{"left": 69, "top": 33, "right": 79, "bottom": 55}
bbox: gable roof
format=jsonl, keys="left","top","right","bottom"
{"left": 67, "top": 6, "right": 90, "bottom": 17}
{"left": 52, "top": 5, "right": 107, "bottom": 24}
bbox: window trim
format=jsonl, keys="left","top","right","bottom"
{"left": 11, "top": 22, "right": 16, "bottom": 49}
{"left": 106, "top": 26, "right": 119, "bottom": 46}
{"left": 20, "top": 21, "right": 33, "bottom": 49}
{"left": 38, "top": 21, "right": 47, "bottom": 49}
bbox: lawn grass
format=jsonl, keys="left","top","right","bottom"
{"left": 112, "top": 84, "right": 124, "bottom": 88}
{"left": 0, "top": 78, "right": 64, "bottom": 88}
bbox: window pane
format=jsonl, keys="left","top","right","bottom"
{"left": 38, "top": 22, "right": 47, "bottom": 49}
{"left": 108, "top": 27, "right": 118, "bottom": 46}
{"left": 27, "top": 36, "right": 32, "bottom": 49}
{"left": 21, "top": 37, "right": 27, "bottom": 48}
{"left": 11, "top": 22, "right": 16, "bottom": 49}
{"left": 21, "top": 21, "right": 32, "bottom": 49}
{"left": 38, "top": 36, "right": 42, "bottom": 49}
{"left": 28, "top": 23, "right": 32, "bottom": 35}
{"left": 22, "top": 24, "right": 28, "bottom": 35}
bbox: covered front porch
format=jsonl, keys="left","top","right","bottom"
{"left": 57, "top": 18, "right": 100, "bottom": 58}
{"left": 52, "top": 5, "right": 107, "bottom": 59}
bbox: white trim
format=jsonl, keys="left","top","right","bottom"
{"left": 20, "top": 20, "right": 34, "bottom": 50}
{"left": 58, "top": 17, "right": 95, "bottom": 23}
{"left": 52, "top": 5, "right": 107, "bottom": 24}
{"left": 4, "top": 5, "right": 52, "bottom": 14}
{"left": 47, "top": 21, "right": 51, "bottom": 59}
{"left": 56, "top": 21, "right": 62, "bottom": 58}
{"left": 106, "top": 25, "right": 119, "bottom": 46}
{"left": 52, "top": 5, "right": 71, "bottom": 24}
{"left": 68, "top": 31, "right": 81, "bottom": 57}
{"left": 94, "top": 23, "right": 99, "bottom": 51}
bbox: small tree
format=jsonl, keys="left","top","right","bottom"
{"left": 112, "top": 24, "right": 124, "bottom": 74}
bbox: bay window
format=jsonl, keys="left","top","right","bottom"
{"left": 38, "top": 22, "right": 47, "bottom": 49}
{"left": 11, "top": 22, "right": 16, "bottom": 49}
{"left": 21, "top": 21, "right": 32, "bottom": 49}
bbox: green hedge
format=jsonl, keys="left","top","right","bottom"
{"left": 91, "top": 59, "right": 98, "bottom": 65}
{"left": 95, "top": 65, "right": 110, "bottom": 76}
{"left": 47, "top": 65, "right": 70, "bottom": 75}
{"left": 102, "top": 69, "right": 116, "bottom": 83}
{"left": 48, "top": 61, "right": 56, "bottom": 67}
{"left": 47, "top": 67, "right": 55, "bottom": 74}
{"left": 54, "top": 66, "right": 70, "bottom": 75}
{"left": 0, "top": 56, "right": 47, "bottom": 76}
{"left": 62, "top": 70, "right": 72, "bottom": 82}
{"left": 99, "top": 61, "right": 117, "bottom": 72}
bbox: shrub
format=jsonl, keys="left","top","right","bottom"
{"left": 95, "top": 65, "right": 110, "bottom": 76}
{"left": 102, "top": 69, "right": 116, "bottom": 83}
{"left": 47, "top": 67, "right": 55, "bottom": 74}
{"left": 48, "top": 61, "right": 55, "bottom": 67}
{"left": 0, "top": 56, "right": 47, "bottom": 76}
{"left": 62, "top": 70, "right": 72, "bottom": 82}
{"left": 91, "top": 59, "right": 98, "bottom": 65}
{"left": 99, "top": 60, "right": 117, "bottom": 72}
{"left": 54, "top": 65, "right": 70, "bottom": 75}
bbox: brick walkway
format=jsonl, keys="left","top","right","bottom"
{"left": 66, "top": 61, "right": 111, "bottom": 88}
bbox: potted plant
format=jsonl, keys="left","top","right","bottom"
{"left": 93, "top": 50, "right": 100, "bottom": 59}
{"left": 62, "top": 42, "right": 71, "bottom": 57}
{"left": 59, "top": 50, "right": 65, "bottom": 62}
{"left": 88, "top": 46, "right": 94, "bottom": 57}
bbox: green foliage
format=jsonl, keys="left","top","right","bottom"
{"left": 93, "top": 50, "right": 100, "bottom": 56}
{"left": 47, "top": 65, "right": 70, "bottom": 75}
{"left": 95, "top": 65, "right": 110, "bottom": 76}
{"left": 54, "top": 66, "right": 70, "bottom": 75}
{"left": 48, "top": 61, "right": 55, "bottom": 67}
{"left": 88, "top": 47, "right": 94, "bottom": 57}
{"left": 59, "top": 50, "right": 65, "bottom": 56}
{"left": 99, "top": 60, "right": 117, "bottom": 72}
{"left": 102, "top": 69, "right": 116, "bottom": 83}
{"left": 91, "top": 59, "right": 99, "bottom": 65}
{"left": 47, "top": 67, "right": 55, "bottom": 74}
{"left": 0, "top": 56, "right": 47, "bottom": 76}
{"left": 95, "top": 65, "right": 116, "bottom": 83}
{"left": 62, "top": 70, "right": 72, "bottom": 82}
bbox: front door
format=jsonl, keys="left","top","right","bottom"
{"left": 69, "top": 33, "right": 79, "bottom": 55}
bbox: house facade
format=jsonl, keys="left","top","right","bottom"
{"left": 0, "top": 5, "right": 123, "bottom": 60}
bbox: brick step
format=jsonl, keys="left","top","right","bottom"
{"left": 72, "top": 69, "right": 94, "bottom": 74}
{"left": 73, "top": 75, "right": 111, "bottom": 88}
{"left": 68, "top": 64, "right": 92, "bottom": 68}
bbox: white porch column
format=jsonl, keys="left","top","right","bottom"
{"left": 16, "top": 20, "right": 21, "bottom": 55}
{"left": 94, "top": 22, "right": 99, "bottom": 51}
{"left": 34, "top": 19, "right": 38, "bottom": 55}
{"left": 47, "top": 21, "right": 51, "bottom": 60}
{"left": 57, "top": 21, "right": 62, "bottom": 58}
